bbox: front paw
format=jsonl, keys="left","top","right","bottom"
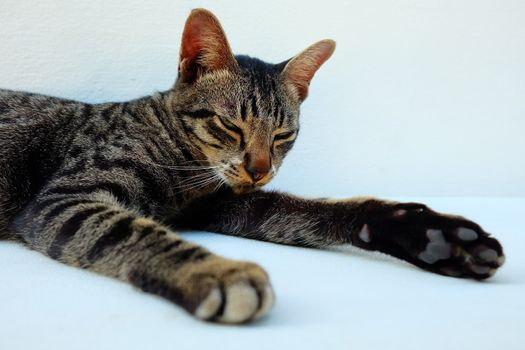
{"left": 130, "top": 257, "right": 274, "bottom": 323}
{"left": 184, "top": 258, "right": 274, "bottom": 323}
{"left": 356, "top": 202, "right": 505, "bottom": 279}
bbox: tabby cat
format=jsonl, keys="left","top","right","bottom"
{"left": 0, "top": 9, "right": 505, "bottom": 324}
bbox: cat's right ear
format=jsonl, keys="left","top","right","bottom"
{"left": 281, "top": 39, "right": 336, "bottom": 101}
{"left": 178, "top": 9, "right": 237, "bottom": 83}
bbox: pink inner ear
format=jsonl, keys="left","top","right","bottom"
{"left": 178, "top": 9, "right": 234, "bottom": 82}
{"left": 284, "top": 40, "right": 335, "bottom": 100}
{"left": 180, "top": 13, "right": 210, "bottom": 63}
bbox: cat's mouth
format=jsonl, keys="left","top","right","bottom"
{"left": 226, "top": 174, "right": 274, "bottom": 194}
{"left": 219, "top": 165, "right": 273, "bottom": 194}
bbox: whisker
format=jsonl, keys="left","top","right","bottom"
{"left": 174, "top": 175, "right": 220, "bottom": 194}
{"left": 211, "top": 178, "right": 226, "bottom": 193}
{"left": 144, "top": 158, "right": 219, "bottom": 171}
{"left": 178, "top": 171, "right": 217, "bottom": 184}
{"left": 149, "top": 163, "right": 219, "bottom": 171}
{"left": 176, "top": 173, "right": 220, "bottom": 191}
{"left": 179, "top": 175, "right": 215, "bottom": 187}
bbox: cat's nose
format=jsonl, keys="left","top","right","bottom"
{"left": 243, "top": 153, "right": 271, "bottom": 182}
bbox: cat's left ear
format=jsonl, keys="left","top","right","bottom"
{"left": 178, "top": 9, "right": 237, "bottom": 83}
{"left": 281, "top": 39, "right": 336, "bottom": 101}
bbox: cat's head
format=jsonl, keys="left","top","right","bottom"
{"left": 171, "top": 9, "right": 335, "bottom": 193}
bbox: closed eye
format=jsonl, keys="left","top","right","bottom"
{"left": 217, "top": 116, "right": 243, "bottom": 134}
{"left": 274, "top": 130, "right": 296, "bottom": 141}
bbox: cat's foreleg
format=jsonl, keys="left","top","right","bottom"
{"left": 175, "top": 191, "right": 505, "bottom": 279}
{"left": 10, "top": 191, "right": 274, "bottom": 323}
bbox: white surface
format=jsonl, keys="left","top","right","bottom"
{"left": 1, "top": 0, "right": 524, "bottom": 196}
{"left": 1, "top": 197, "right": 524, "bottom": 350}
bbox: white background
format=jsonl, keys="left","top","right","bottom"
{"left": 1, "top": 2, "right": 524, "bottom": 349}
{"left": 1, "top": 0, "right": 524, "bottom": 197}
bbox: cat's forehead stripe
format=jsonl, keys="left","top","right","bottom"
{"left": 239, "top": 100, "right": 247, "bottom": 121}
{"left": 250, "top": 95, "right": 258, "bottom": 118}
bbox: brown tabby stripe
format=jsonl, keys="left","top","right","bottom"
{"left": 179, "top": 117, "right": 222, "bottom": 149}
{"left": 86, "top": 216, "right": 135, "bottom": 262}
{"left": 0, "top": 100, "right": 9, "bottom": 114}
{"left": 91, "top": 156, "right": 167, "bottom": 203}
{"left": 47, "top": 206, "right": 108, "bottom": 259}
{"left": 177, "top": 109, "right": 215, "bottom": 119}
{"left": 176, "top": 141, "right": 200, "bottom": 166}
{"left": 127, "top": 271, "right": 189, "bottom": 311}
{"left": 169, "top": 246, "right": 206, "bottom": 265}
{"left": 151, "top": 102, "right": 179, "bottom": 141}
{"left": 271, "top": 102, "right": 278, "bottom": 121}
{"left": 45, "top": 182, "right": 132, "bottom": 205}
{"left": 178, "top": 118, "right": 196, "bottom": 136}
{"left": 187, "top": 250, "right": 211, "bottom": 261}
{"left": 141, "top": 235, "right": 172, "bottom": 253}
{"left": 147, "top": 136, "right": 175, "bottom": 161}
{"left": 240, "top": 100, "right": 247, "bottom": 120}
{"left": 134, "top": 225, "right": 155, "bottom": 242}
{"left": 42, "top": 199, "right": 95, "bottom": 222}
{"left": 92, "top": 210, "right": 122, "bottom": 225}
{"left": 277, "top": 108, "right": 286, "bottom": 128}
{"left": 55, "top": 159, "right": 88, "bottom": 177}
{"left": 164, "top": 239, "right": 184, "bottom": 251}
{"left": 100, "top": 104, "right": 119, "bottom": 122}
{"left": 33, "top": 195, "right": 81, "bottom": 213}
{"left": 250, "top": 96, "right": 259, "bottom": 117}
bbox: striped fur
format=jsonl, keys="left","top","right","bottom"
{"left": 0, "top": 9, "right": 504, "bottom": 323}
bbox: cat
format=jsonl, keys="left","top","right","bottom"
{"left": 0, "top": 8, "right": 505, "bottom": 324}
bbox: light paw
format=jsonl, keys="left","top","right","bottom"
{"left": 184, "top": 259, "right": 274, "bottom": 323}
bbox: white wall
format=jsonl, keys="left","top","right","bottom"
{"left": 1, "top": 0, "right": 524, "bottom": 197}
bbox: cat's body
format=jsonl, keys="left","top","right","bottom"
{"left": 0, "top": 9, "right": 505, "bottom": 323}
{"left": 0, "top": 89, "right": 215, "bottom": 226}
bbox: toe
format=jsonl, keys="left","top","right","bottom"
{"left": 194, "top": 288, "right": 222, "bottom": 320}
{"left": 253, "top": 284, "right": 275, "bottom": 320}
{"left": 218, "top": 282, "right": 260, "bottom": 323}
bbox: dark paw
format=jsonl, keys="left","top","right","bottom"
{"left": 359, "top": 202, "right": 505, "bottom": 280}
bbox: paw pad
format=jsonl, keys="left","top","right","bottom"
{"left": 470, "top": 264, "right": 491, "bottom": 275}
{"left": 419, "top": 227, "right": 504, "bottom": 279}
{"left": 418, "top": 229, "right": 452, "bottom": 264}
{"left": 456, "top": 227, "right": 478, "bottom": 241}
{"left": 477, "top": 248, "right": 498, "bottom": 263}
{"left": 358, "top": 224, "right": 372, "bottom": 243}
{"left": 393, "top": 209, "right": 407, "bottom": 218}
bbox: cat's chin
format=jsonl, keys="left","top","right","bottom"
{"left": 231, "top": 184, "right": 258, "bottom": 194}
